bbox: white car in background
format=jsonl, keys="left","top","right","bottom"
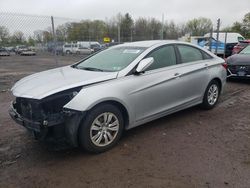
{"left": 63, "top": 42, "right": 100, "bottom": 55}
{"left": 75, "top": 46, "right": 94, "bottom": 55}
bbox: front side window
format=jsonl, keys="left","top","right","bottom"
{"left": 178, "top": 45, "right": 203, "bottom": 63}
{"left": 146, "top": 45, "right": 177, "bottom": 71}
{"left": 75, "top": 46, "right": 146, "bottom": 72}
{"left": 238, "top": 37, "right": 245, "bottom": 41}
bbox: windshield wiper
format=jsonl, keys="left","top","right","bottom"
{"left": 77, "top": 67, "right": 104, "bottom": 72}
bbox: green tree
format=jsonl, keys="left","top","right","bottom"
{"left": 120, "top": 13, "right": 133, "bottom": 42}
{"left": 43, "top": 30, "right": 53, "bottom": 43}
{"left": 164, "top": 21, "right": 181, "bottom": 39}
{"left": 28, "top": 36, "right": 35, "bottom": 46}
{"left": 56, "top": 24, "right": 69, "bottom": 42}
{"left": 231, "top": 21, "right": 242, "bottom": 33}
{"left": 105, "top": 18, "right": 118, "bottom": 42}
{"left": 11, "top": 31, "right": 25, "bottom": 44}
{"left": 186, "top": 17, "right": 212, "bottom": 36}
{"left": 242, "top": 12, "right": 250, "bottom": 38}
{"left": 0, "top": 26, "right": 10, "bottom": 45}
{"left": 134, "top": 18, "right": 150, "bottom": 41}
{"left": 34, "top": 30, "right": 43, "bottom": 43}
{"left": 148, "top": 18, "right": 162, "bottom": 40}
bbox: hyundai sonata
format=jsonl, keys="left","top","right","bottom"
{"left": 9, "top": 40, "right": 227, "bottom": 153}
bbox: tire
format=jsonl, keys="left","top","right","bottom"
{"left": 201, "top": 80, "right": 221, "bottom": 110}
{"left": 79, "top": 104, "right": 124, "bottom": 153}
{"left": 66, "top": 50, "right": 70, "bottom": 55}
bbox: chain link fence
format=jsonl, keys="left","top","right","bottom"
{"left": 0, "top": 12, "right": 81, "bottom": 58}
{"left": 0, "top": 12, "right": 244, "bottom": 64}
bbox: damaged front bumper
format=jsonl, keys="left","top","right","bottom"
{"left": 9, "top": 102, "right": 64, "bottom": 132}
{"left": 9, "top": 101, "right": 85, "bottom": 147}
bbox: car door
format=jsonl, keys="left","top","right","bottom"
{"left": 132, "top": 45, "right": 186, "bottom": 123}
{"left": 175, "top": 44, "right": 211, "bottom": 104}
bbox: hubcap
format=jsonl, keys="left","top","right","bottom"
{"left": 207, "top": 84, "right": 219, "bottom": 105}
{"left": 90, "top": 112, "right": 119, "bottom": 147}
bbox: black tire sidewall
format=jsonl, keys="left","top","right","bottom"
{"left": 79, "top": 104, "right": 124, "bottom": 153}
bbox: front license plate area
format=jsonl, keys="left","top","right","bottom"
{"left": 237, "top": 71, "right": 246, "bottom": 76}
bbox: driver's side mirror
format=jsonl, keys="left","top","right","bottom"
{"left": 135, "top": 57, "right": 154, "bottom": 74}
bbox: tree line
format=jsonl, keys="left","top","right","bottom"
{"left": 0, "top": 12, "right": 249, "bottom": 47}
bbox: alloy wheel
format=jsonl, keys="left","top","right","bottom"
{"left": 90, "top": 112, "right": 119, "bottom": 147}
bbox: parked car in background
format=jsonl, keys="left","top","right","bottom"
{"left": 107, "top": 42, "right": 121, "bottom": 47}
{"left": 9, "top": 40, "right": 227, "bottom": 153}
{"left": 76, "top": 46, "right": 93, "bottom": 55}
{"left": 90, "top": 43, "right": 103, "bottom": 52}
{"left": 20, "top": 49, "right": 36, "bottom": 56}
{"left": 5, "top": 46, "right": 16, "bottom": 53}
{"left": 232, "top": 40, "right": 250, "bottom": 54}
{"left": 63, "top": 41, "right": 102, "bottom": 55}
{"left": 63, "top": 43, "right": 78, "bottom": 54}
{"left": 16, "top": 45, "right": 28, "bottom": 54}
{"left": 227, "top": 45, "right": 250, "bottom": 79}
{"left": 0, "top": 48, "right": 10, "bottom": 56}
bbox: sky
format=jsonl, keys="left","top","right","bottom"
{"left": 0, "top": 0, "right": 249, "bottom": 36}
{"left": 0, "top": 0, "right": 249, "bottom": 27}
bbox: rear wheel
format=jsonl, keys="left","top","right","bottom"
{"left": 201, "top": 80, "right": 220, "bottom": 110}
{"left": 79, "top": 104, "right": 124, "bottom": 153}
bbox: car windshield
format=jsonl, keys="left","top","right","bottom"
{"left": 74, "top": 46, "right": 146, "bottom": 72}
{"left": 239, "top": 45, "right": 250, "bottom": 54}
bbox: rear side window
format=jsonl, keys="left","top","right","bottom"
{"left": 146, "top": 45, "right": 176, "bottom": 71}
{"left": 177, "top": 45, "right": 203, "bottom": 63}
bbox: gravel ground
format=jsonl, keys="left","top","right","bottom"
{"left": 0, "top": 54, "right": 250, "bottom": 188}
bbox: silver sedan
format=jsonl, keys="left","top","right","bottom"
{"left": 9, "top": 40, "right": 227, "bottom": 153}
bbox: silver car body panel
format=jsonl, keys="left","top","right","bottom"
{"left": 65, "top": 57, "right": 226, "bottom": 129}
{"left": 11, "top": 40, "right": 227, "bottom": 129}
{"left": 11, "top": 66, "right": 118, "bottom": 99}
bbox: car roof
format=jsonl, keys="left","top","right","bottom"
{"left": 117, "top": 40, "right": 180, "bottom": 48}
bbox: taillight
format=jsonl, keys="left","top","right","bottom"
{"left": 222, "top": 62, "right": 228, "bottom": 69}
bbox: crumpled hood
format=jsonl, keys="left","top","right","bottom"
{"left": 227, "top": 54, "right": 250, "bottom": 65}
{"left": 11, "top": 66, "right": 118, "bottom": 99}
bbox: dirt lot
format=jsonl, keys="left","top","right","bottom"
{"left": 0, "top": 54, "right": 250, "bottom": 188}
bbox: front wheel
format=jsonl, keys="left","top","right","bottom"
{"left": 201, "top": 80, "right": 220, "bottom": 110}
{"left": 79, "top": 104, "right": 124, "bottom": 153}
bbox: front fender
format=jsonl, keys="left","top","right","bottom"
{"left": 64, "top": 82, "right": 135, "bottom": 126}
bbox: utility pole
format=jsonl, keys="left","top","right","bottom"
{"left": 118, "top": 25, "right": 120, "bottom": 44}
{"left": 130, "top": 27, "right": 133, "bottom": 42}
{"left": 215, "top": 18, "right": 220, "bottom": 55}
{"left": 161, "top": 14, "right": 164, "bottom": 40}
{"left": 51, "top": 16, "right": 58, "bottom": 66}
{"left": 223, "top": 32, "right": 227, "bottom": 59}
{"left": 208, "top": 27, "right": 213, "bottom": 52}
